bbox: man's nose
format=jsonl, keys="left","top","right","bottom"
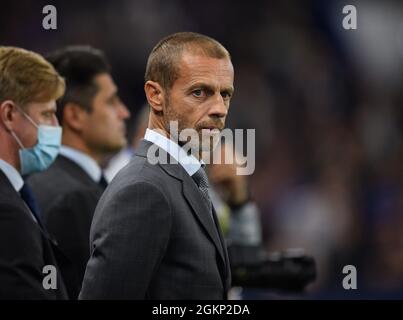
{"left": 117, "top": 102, "right": 131, "bottom": 120}
{"left": 209, "top": 94, "right": 228, "bottom": 118}
{"left": 51, "top": 114, "right": 59, "bottom": 127}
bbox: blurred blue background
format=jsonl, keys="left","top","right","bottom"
{"left": 2, "top": 0, "right": 403, "bottom": 298}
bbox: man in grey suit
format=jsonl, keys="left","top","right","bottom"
{"left": 80, "top": 32, "right": 235, "bottom": 299}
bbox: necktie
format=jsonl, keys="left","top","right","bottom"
{"left": 19, "top": 183, "right": 43, "bottom": 227}
{"left": 192, "top": 166, "right": 229, "bottom": 279}
{"left": 191, "top": 166, "right": 212, "bottom": 213}
{"left": 98, "top": 174, "right": 108, "bottom": 189}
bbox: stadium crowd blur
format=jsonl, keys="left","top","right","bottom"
{"left": 2, "top": 0, "right": 403, "bottom": 298}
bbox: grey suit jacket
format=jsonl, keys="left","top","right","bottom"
{"left": 79, "top": 140, "right": 231, "bottom": 299}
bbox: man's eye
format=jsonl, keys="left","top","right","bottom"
{"left": 192, "top": 89, "right": 204, "bottom": 97}
{"left": 221, "top": 92, "right": 232, "bottom": 99}
{"left": 108, "top": 96, "right": 120, "bottom": 106}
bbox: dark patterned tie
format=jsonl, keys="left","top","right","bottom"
{"left": 98, "top": 174, "right": 108, "bottom": 190}
{"left": 19, "top": 183, "right": 44, "bottom": 228}
{"left": 191, "top": 166, "right": 212, "bottom": 213}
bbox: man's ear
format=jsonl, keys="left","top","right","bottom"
{"left": 144, "top": 81, "right": 165, "bottom": 114}
{"left": 0, "top": 100, "right": 18, "bottom": 131}
{"left": 62, "top": 103, "right": 89, "bottom": 132}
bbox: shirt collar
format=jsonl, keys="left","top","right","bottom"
{"left": 0, "top": 158, "right": 24, "bottom": 192}
{"left": 144, "top": 128, "right": 203, "bottom": 176}
{"left": 59, "top": 146, "right": 102, "bottom": 183}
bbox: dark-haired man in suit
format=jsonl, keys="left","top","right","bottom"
{"left": 28, "top": 46, "right": 130, "bottom": 299}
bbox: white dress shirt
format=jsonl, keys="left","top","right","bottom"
{"left": 59, "top": 146, "right": 102, "bottom": 183}
{"left": 144, "top": 128, "right": 203, "bottom": 177}
{"left": 103, "top": 148, "right": 134, "bottom": 182}
{"left": 0, "top": 158, "right": 24, "bottom": 192}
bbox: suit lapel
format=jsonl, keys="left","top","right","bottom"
{"left": 136, "top": 140, "right": 227, "bottom": 271}
{"left": 0, "top": 171, "right": 50, "bottom": 240}
{"left": 56, "top": 156, "right": 103, "bottom": 190}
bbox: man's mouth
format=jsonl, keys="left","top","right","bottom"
{"left": 199, "top": 126, "right": 222, "bottom": 131}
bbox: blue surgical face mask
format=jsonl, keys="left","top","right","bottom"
{"left": 10, "top": 106, "right": 62, "bottom": 176}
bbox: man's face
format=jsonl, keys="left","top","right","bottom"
{"left": 163, "top": 52, "right": 234, "bottom": 153}
{"left": 81, "top": 73, "right": 130, "bottom": 155}
{"left": 13, "top": 100, "right": 59, "bottom": 149}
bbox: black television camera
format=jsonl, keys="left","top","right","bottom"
{"left": 228, "top": 244, "right": 317, "bottom": 293}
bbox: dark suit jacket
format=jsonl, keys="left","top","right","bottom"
{"left": 27, "top": 155, "right": 104, "bottom": 299}
{"left": 0, "top": 170, "right": 68, "bottom": 299}
{"left": 79, "top": 140, "right": 231, "bottom": 300}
